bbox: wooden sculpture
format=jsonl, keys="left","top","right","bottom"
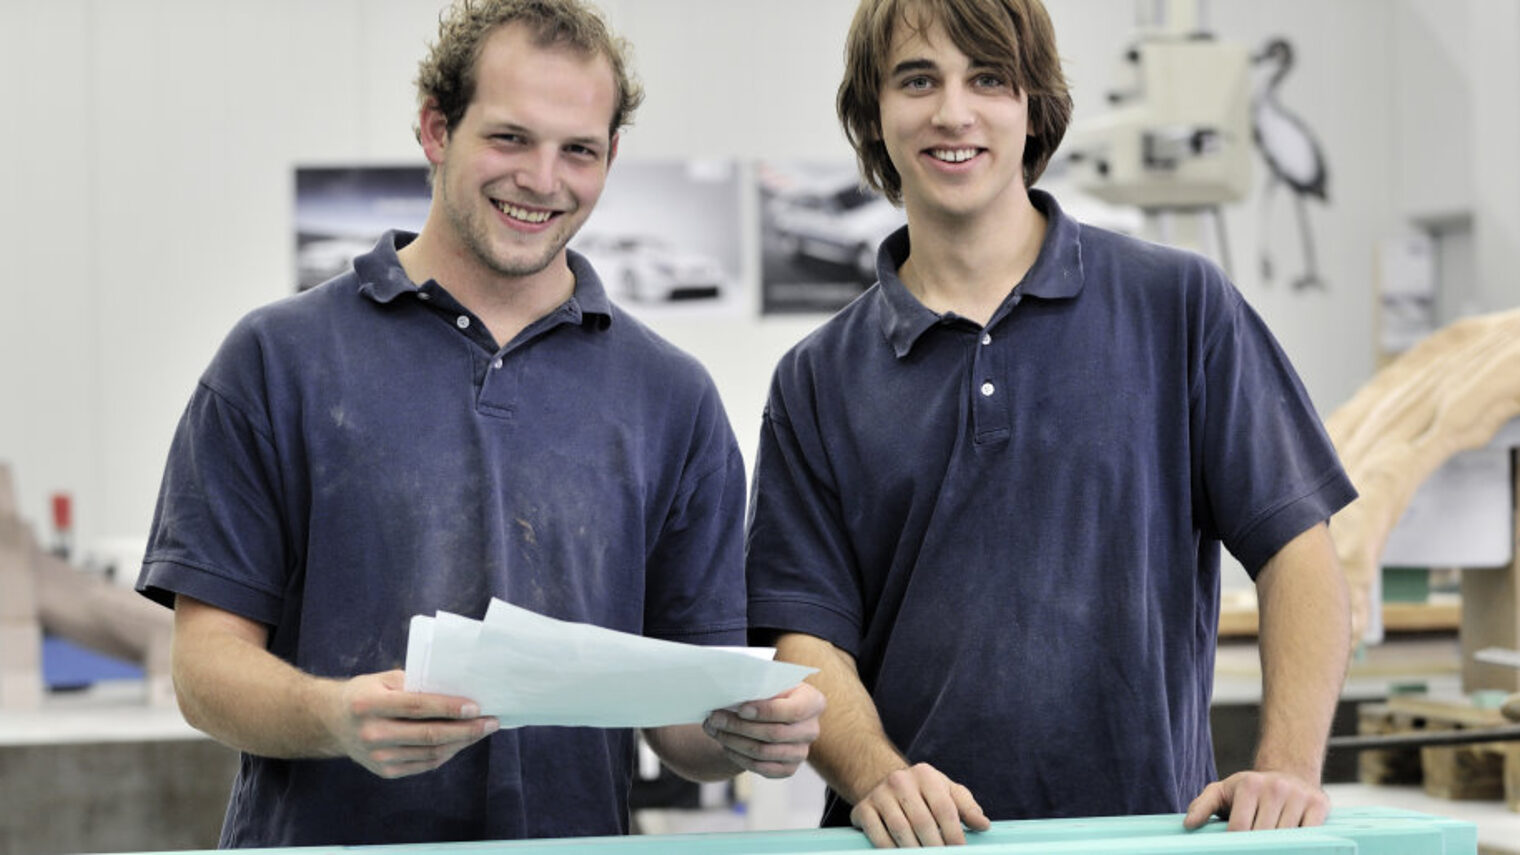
{"left": 1325, "top": 307, "right": 1520, "bottom": 688}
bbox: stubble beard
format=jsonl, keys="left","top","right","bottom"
{"left": 442, "top": 176, "right": 575, "bottom": 279}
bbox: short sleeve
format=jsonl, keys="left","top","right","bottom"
{"left": 1193, "top": 291, "right": 1357, "bottom": 575}
{"left": 642, "top": 381, "right": 748, "bottom": 646}
{"left": 137, "top": 332, "right": 293, "bottom": 624}
{"left": 744, "top": 368, "right": 865, "bottom": 656}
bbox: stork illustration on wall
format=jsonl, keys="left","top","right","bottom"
{"left": 1251, "top": 37, "right": 1329, "bottom": 291}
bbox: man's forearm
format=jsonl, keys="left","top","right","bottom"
{"left": 1254, "top": 524, "right": 1351, "bottom": 780}
{"left": 774, "top": 632, "right": 905, "bottom": 802}
{"left": 642, "top": 723, "right": 740, "bottom": 782}
{"left": 173, "top": 595, "right": 345, "bottom": 759}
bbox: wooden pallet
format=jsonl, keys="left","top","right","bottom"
{"left": 1359, "top": 695, "right": 1520, "bottom": 811}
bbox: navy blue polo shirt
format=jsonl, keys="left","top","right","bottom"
{"left": 138, "top": 232, "right": 747, "bottom": 847}
{"left": 746, "top": 190, "right": 1355, "bottom": 825}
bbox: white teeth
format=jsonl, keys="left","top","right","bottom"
{"left": 930, "top": 148, "right": 978, "bottom": 163}
{"left": 494, "top": 200, "right": 552, "bottom": 223}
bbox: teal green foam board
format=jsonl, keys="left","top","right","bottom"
{"left": 1324, "top": 807, "right": 1478, "bottom": 854}
{"left": 101, "top": 806, "right": 1476, "bottom": 855}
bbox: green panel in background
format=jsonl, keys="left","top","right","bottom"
{"left": 1382, "top": 566, "right": 1432, "bottom": 603}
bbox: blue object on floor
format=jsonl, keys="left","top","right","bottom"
{"left": 42, "top": 634, "right": 144, "bottom": 689}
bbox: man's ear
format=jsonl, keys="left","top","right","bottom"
{"left": 607, "top": 132, "right": 620, "bottom": 169}
{"left": 417, "top": 98, "right": 451, "bottom": 165}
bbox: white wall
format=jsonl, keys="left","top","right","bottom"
{"left": 1393, "top": 0, "right": 1472, "bottom": 220}
{"left": 1469, "top": 2, "right": 1520, "bottom": 316}
{"left": 1, "top": 0, "right": 1515, "bottom": 571}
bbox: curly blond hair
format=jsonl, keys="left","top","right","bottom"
{"left": 415, "top": 0, "right": 644, "bottom": 140}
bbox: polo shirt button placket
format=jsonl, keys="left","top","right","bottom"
{"left": 972, "top": 321, "right": 1012, "bottom": 441}
{"left": 479, "top": 349, "right": 513, "bottom": 418}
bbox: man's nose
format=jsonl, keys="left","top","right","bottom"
{"left": 932, "top": 84, "right": 975, "bottom": 131}
{"left": 515, "top": 148, "right": 558, "bottom": 196}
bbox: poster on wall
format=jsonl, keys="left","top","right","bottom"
{"left": 293, "top": 160, "right": 745, "bottom": 320}
{"left": 295, "top": 165, "right": 430, "bottom": 291}
{"left": 757, "top": 160, "right": 904, "bottom": 315}
{"left": 570, "top": 158, "right": 744, "bottom": 319}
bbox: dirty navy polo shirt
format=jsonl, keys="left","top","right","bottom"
{"left": 138, "top": 232, "right": 748, "bottom": 847}
{"left": 746, "top": 190, "right": 1356, "bottom": 826}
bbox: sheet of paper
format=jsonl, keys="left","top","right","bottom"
{"left": 402, "top": 615, "right": 433, "bottom": 691}
{"left": 403, "top": 598, "right": 816, "bottom": 728}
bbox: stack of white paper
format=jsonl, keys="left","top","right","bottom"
{"left": 403, "top": 598, "right": 817, "bottom": 729}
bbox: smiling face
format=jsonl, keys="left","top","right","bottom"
{"left": 419, "top": 22, "right": 618, "bottom": 282}
{"left": 877, "top": 15, "right": 1032, "bottom": 225}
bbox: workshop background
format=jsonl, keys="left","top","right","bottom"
{"left": 2, "top": 1, "right": 1519, "bottom": 853}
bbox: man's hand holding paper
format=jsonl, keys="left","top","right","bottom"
{"left": 402, "top": 598, "right": 824, "bottom": 779}
{"left": 326, "top": 669, "right": 500, "bottom": 779}
{"left": 700, "top": 682, "right": 826, "bottom": 779}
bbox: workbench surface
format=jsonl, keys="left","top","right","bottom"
{"left": 108, "top": 807, "right": 1472, "bottom": 855}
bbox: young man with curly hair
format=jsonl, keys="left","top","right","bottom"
{"left": 138, "top": 0, "right": 822, "bottom": 846}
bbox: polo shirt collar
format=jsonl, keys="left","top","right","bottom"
{"left": 352, "top": 230, "right": 614, "bottom": 330}
{"left": 565, "top": 248, "right": 614, "bottom": 329}
{"left": 878, "top": 188, "right": 1085, "bottom": 358}
{"left": 353, "top": 231, "right": 421, "bottom": 302}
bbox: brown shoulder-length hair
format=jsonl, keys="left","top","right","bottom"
{"left": 837, "top": 0, "right": 1072, "bottom": 205}
{"left": 415, "top": 0, "right": 644, "bottom": 141}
